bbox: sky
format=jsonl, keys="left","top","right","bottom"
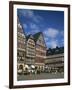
{"left": 17, "top": 9, "right": 64, "bottom": 49}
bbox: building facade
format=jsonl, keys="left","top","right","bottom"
{"left": 17, "top": 18, "right": 64, "bottom": 74}
{"left": 26, "top": 34, "right": 35, "bottom": 67}
{"left": 17, "top": 17, "right": 26, "bottom": 71}
{"left": 17, "top": 17, "right": 64, "bottom": 74}
{"left": 33, "top": 32, "right": 47, "bottom": 70}
{"left": 45, "top": 47, "right": 64, "bottom": 73}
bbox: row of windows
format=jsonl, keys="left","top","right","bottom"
{"left": 25, "top": 61, "right": 35, "bottom": 64}
{"left": 18, "top": 32, "right": 25, "bottom": 37}
{"left": 17, "top": 36, "right": 25, "bottom": 42}
{"left": 17, "top": 40, "right": 26, "bottom": 44}
{"left": 38, "top": 39, "right": 44, "bottom": 45}
{"left": 27, "top": 51, "right": 35, "bottom": 55}
{"left": 27, "top": 43, "right": 35, "bottom": 47}
{"left": 27, "top": 45, "right": 35, "bottom": 49}
{"left": 46, "top": 63, "right": 64, "bottom": 67}
{"left": 17, "top": 28, "right": 23, "bottom": 34}
{"left": 17, "top": 51, "right": 25, "bottom": 57}
{"left": 35, "top": 57, "right": 44, "bottom": 63}
{"left": 27, "top": 48, "right": 35, "bottom": 52}
{"left": 36, "top": 45, "right": 46, "bottom": 51}
{"left": 17, "top": 42, "right": 26, "bottom": 49}
{"left": 46, "top": 58, "right": 64, "bottom": 62}
{"left": 17, "top": 58, "right": 25, "bottom": 61}
{"left": 17, "top": 37, "right": 25, "bottom": 42}
{"left": 17, "top": 45, "right": 46, "bottom": 60}
{"left": 28, "top": 39, "right": 35, "bottom": 44}
{"left": 46, "top": 61, "right": 64, "bottom": 64}
{"left": 26, "top": 59, "right": 35, "bottom": 62}
{"left": 36, "top": 51, "right": 46, "bottom": 56}
{"left": 26, "top": 53, "right": 35, "bottom": 57}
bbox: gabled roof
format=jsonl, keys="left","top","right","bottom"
{"left": 33, "top": 32, "right": 42, "bottom": 42}
{"left": 17, "top": 16, "right": 26, "bottom": 36}
{"left": 26, "top": 34, "right": 34, "bottom": 41}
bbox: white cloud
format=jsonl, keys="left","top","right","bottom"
{"left": 43, "top": 28, "right": 64, "bottom": 48}
{"left": 27, "top": 29, "right": 39, "bottom": 35}
{"left": 30, "top": 23, "right": 38, "bottom": 29}
{"left": 62, "top": 39, "right": 64, "bottom": 42}
{"left": 46, "top": 40, "right": 58, "bottom": 48}
{"left": 61, "top": 39, "right": 64, "bottom": 46}
{"left": 33, "top": 15, "right": 43, "bottom": 23}
{"left": 43, "top": 28, "right": 59, "bottom": 38}
{"left": 23, "top": 23, "right": 28, "bottom": 29}
{"left": 44, "top": 37, "right": 49, "bottom": 42}
{"left": 51, "top": 41, "right": 57, "bottom": 48}
{"left": 19, "top": 9, "right": 43, "bottom": 23}
{"left": 23, "top": 23, "right": 40, "bottom": 35}
{"left": 60, "top": 31, "right": 64, "bottom": 36}
{"left": 20, "top": 9, "right": 34, "bottom": 18}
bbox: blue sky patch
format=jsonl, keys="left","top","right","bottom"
{"left": 17, "top": 9, "right": 64, "bottom": 49}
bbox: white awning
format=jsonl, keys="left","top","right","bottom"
{"left": 31, "top": 65, "right": 35, "bottom": 68}
{"left": 24, "top": 65, "right": 29, "bottom": 68}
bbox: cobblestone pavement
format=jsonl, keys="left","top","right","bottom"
{"left": 17, "top": 72, "right": 64, "bottom": 81}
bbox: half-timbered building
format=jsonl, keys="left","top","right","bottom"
{"left": 33, "top": 32, "right": 47, "bottom": 71}
{"left": 17, "top": 17, "right": 26, "bottom": 71}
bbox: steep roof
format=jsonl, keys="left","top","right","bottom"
{"left": 26, "top": 34, "right": 34, "bottom": 41}
{"left": 33, "top": 32, "right": 42, "bottom": 42}
{"left": 17, "top": 16, "right": 26, "bottom": 36}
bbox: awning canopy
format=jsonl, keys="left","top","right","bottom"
{"left": 31, "top": 65, "right": 35, "bottom": 68}
{"left": 24, "top": 65, "right": 29, "bottom": 69}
